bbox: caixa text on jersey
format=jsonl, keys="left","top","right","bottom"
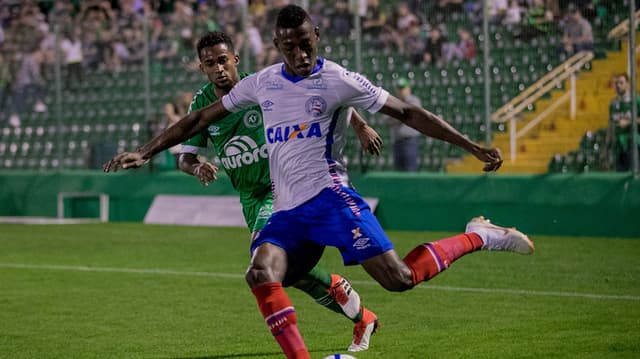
{"left": 266, "top": 122, "right": 322, "bottom": 144}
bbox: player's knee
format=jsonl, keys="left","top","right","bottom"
{"left": 245, "top": 263, "right": 271, "bottom": 288}
{"left": 380, "top": 267, "right": 414, "bottom": 292}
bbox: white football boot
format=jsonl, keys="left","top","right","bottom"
{"left": 465, "top": 216, "right": 535, "bottom": 255}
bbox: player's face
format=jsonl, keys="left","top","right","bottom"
{"left": 199, "top": 43, "right": 240, "bottom": 91}
{"left": 614, "top": 76, "right": 628, "bottom": 96}
{"left": 274, "top": 21, "right": 320, "bottom": 78}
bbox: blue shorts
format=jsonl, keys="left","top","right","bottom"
{"left": 251, "top": 186, "right": 394, "bottom": 271}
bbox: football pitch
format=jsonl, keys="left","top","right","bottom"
{"left": 1, "top": 223, "right": 638, "bottom": 359}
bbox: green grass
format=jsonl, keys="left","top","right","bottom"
{"left": 1, "top": 223, "right": 639, "bottom": 359}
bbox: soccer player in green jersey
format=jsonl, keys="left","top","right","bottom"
{"left": 607, "top": 73, "right": 640, "bottom": 171}
{"left": 177, "top": 31, "right": 383, "bottom": 352}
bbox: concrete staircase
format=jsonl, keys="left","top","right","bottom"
{"left": 447, "top": 41, "right": 638, "bottom": 174}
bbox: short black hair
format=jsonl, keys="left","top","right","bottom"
{"left": 276, "top": 4, "right": 311, "bottom": 29}
{"left": 196, "top": 31, "right": 235, "bottom": 59}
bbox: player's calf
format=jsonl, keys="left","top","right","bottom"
{"left": 327, "top": 275, "right": 361, "bottom": 318}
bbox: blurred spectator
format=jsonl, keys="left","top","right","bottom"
{"left": 488, "top": 0, "right": 508, "bottom": 24}
{"left": 514, "top": 0, "right": 555, "bottom": 40}
{"left": 405, "top": 20, "right": 425, "bottom": 65}
{"left": 326, "top": 0, "right": 353, "bottom": 38}
{"left": 503, "top": 0, "right": 523, "bottom": 25}
{"left": 307, "top": 1, "right": 328, "bottom": 30}
{"left": 193, "top": 2, "right": 220, "bottom": 38}
{"left": 0, "top": 51, "right": 11, "bottom": 116}
{"left": 246, "top": 17, "right": 266, "bottom": 69}
{"left": 423, "top": 26, "right": 445, "bottom": 66}
{"left": 606, "top": 73, "right": 640, "bottom": 172}
{"left": 442, "top": 27, "right": 476, "bottom": 64}
{"left": 432, "top": 0, "right": 464, "bottom": 24}
{"left": 385, "top": 77, "right": 422, "bottom": 171}
{"left": 9, "top": 47, "right": 47, "bottom": 127}
{"left": 216, "top": 0, "right": 243, "bottom": 48}
{"left": 560, "top": 4, "right": 593, "bottom": 55}
{"left": 153, "top": 26, "right": 179, "bottom": 62}
{"left": 82, "top": 31, "right": 101, "bottom": 70}
{"left": 162, "top": 90, "right": 193, "bottom": 168}
{"left": 113, "top": 26, "right": 145, "bottom": 70}
{"left": 59, "top": 27, "right": 84, "bottom": 90}
{"left": 171, "top": 0, "right": 196, "bottom": 55}
{"left": 361, "top": 0, "right": 386, "bottom": 37}
{"left": 392, "top": 2, "right": 419, "bottom": 54}
{"left": 261, "top": 0, "right": 289, "bottom": 66}
{"left": 80, "top": 1, "right": 118, "bottom": 72}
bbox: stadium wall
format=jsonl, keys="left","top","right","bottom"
{"left": 0, "top": 171, "right": 638, "bottom": 237}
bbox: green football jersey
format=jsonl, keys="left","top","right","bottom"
{"left": 609, "top": 95, "right": 640, "bottom": 152}
{"left": 182, "top": 73, "right": 271, "bottom": 198}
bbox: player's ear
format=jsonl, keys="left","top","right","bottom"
{"left": 198, "top": 62, "right": 205, "bottom": 74}
{"left": 314, "top": 26, "right": 320, "bottom": 40}
{"left": 234, "top": 54, "right": 240, "bottom": 65}
{"left": 273, "top": 36, "right": 279, "bottom": 50}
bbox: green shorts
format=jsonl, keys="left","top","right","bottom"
{"left": 240, "top": 190, "right": 273, "bottom": 233}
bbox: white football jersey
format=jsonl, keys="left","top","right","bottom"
{"left": 222, "top": 58, "right": 389, "bottom": 211}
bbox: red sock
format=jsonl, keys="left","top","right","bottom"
{"left": 252, "top": 282, "right": 310, "bottom": 359}
{"left": 403, "top": 233, "right": 483, "bottom": 286}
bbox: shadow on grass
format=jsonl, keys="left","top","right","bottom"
{"left": 167, "top": 348, "right": 340, "bottom": 359}
{"left": 167, "top": 354, "right": 280, "bottom": 359}
{"left": 167, "top": 354, "right": 281, "bottom": 359}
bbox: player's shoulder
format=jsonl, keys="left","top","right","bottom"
{"left": 323, "top": 59, "right": 379, "bottom": 94}
{"left": 193, "top": 82, "right": 214, "bottom": 100}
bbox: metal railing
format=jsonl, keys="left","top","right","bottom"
{"left": 491, "top": 51, "right": 594, "bottom": 162}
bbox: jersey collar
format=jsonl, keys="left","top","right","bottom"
{"left": 280, "top": 57, "right": 324, "bottom": 83}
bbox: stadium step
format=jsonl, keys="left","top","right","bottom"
{"left": 447, "top": 40, "right": 637, "bottom": 175}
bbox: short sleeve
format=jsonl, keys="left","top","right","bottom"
{"left": 181, "top": 131, "right": 208, "bottom": 153}
{"left": 188, "top": 89, "right": 203, "bottom": 114}
{"left": 222, "top": 73, "right": 259, "bottom": 113}
{"left": 338, "top": 70, "right": 390, "bottom": 114}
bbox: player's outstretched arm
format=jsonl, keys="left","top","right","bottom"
{"left": 103, "top": 100, "right": 230, "bottom": 172}
{"left": 349, "top": 109, "right": 383, "bottom": 156}
{"left": 178, "top": 153, "right": 218, "bottom": 186}
{"left": 379, "top": 95, "right": 503, "bottom": 172}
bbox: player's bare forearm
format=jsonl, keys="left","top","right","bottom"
{"left": 139, "top": 101, "right": 230, "bottom": 159}
{"left": 380, "top": 97, "right": 478, "bottom": 152}
{"left": 380, "top": 95, "right": 502, "bottom": 171}
{"left": 349, "top": 109, "right": 382, "bottom": 155}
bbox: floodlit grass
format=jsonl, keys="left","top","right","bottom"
{"left": 1, "top": 223, "right": 639, "bottom": 358}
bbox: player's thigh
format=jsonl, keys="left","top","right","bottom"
{"left": 252, "top": 209, "right": 324, "bottom": 286}
{"left": 308, "top": 188, "right": 394, "bottom": 265}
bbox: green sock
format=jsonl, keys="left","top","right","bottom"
{"left": 293, "top": 266, "right": 363, "bottom": 323}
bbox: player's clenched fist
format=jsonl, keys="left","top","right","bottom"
{"left": 472, "top": 147, "right": 503, "bottom": 172}
{"left": 192, "top": 162, "right": 218, "bottom": 186}
{"left": 103, "top": 151, "right": 148, "bottom": 172}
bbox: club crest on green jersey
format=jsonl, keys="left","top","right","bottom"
{"left": 243, "top": 109, "right": 262, "bottom": 128}
{"left": 208, "top": 125, "right": 221, "bottom": 136}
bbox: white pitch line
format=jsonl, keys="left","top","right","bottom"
{"left": 1, "top": 262, "right": 639, "bottom": 301}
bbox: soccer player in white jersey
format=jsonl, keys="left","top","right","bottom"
{"left": 180, "top": 30, "right": 381, "bottom": 351}
{"left": 105, "top": 5, "right": 535, "bottom": 358}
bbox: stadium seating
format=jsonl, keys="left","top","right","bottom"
{"left": 0, "top": 1, "right": 634, "bottom": 173}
